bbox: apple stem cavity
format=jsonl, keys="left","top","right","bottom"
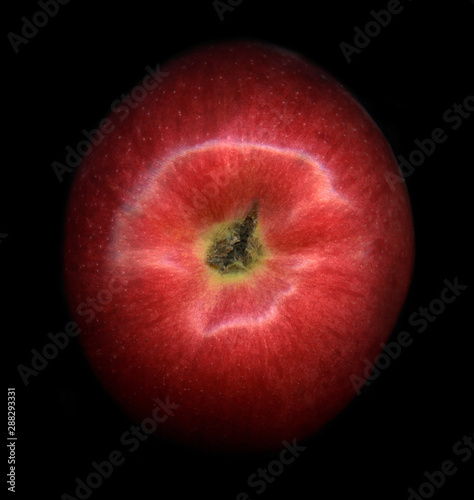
{"left": 206, "top": 200, "right": 263, "bottom": 275}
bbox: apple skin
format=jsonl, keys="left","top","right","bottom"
{"left": 63, "top": 40, "right": 414, "bottom": 453}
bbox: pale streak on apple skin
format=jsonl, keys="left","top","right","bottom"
{"left": 199, "top": 282, "right": 296, "bottom": 337}
{"left": 146, "top": 139, "right": 335, "bottom": 183}
{"left": 112, "top": 248, "right": 184, "bottom": 272}
{"left": 198, "top": 253, "right": 304, "bottom": 337}
{"left": 110, "top": 139, "right": 346, "bottom": 242}
{"left": 107, "top": 140, "right": 353, "bottom": 337}
{"left": 125, "top": 139, "right": 349, "bottom": 228}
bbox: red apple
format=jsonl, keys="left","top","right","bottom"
{"left": 63, "top": 40, "right": 414, "bottom": 453}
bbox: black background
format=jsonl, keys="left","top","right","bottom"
{"left": 4, "top": 1, "right": 473, "bottom": 499}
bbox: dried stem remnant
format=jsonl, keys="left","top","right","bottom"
{"left": 206, "top": 201, "right": 262, "bottom": 274}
